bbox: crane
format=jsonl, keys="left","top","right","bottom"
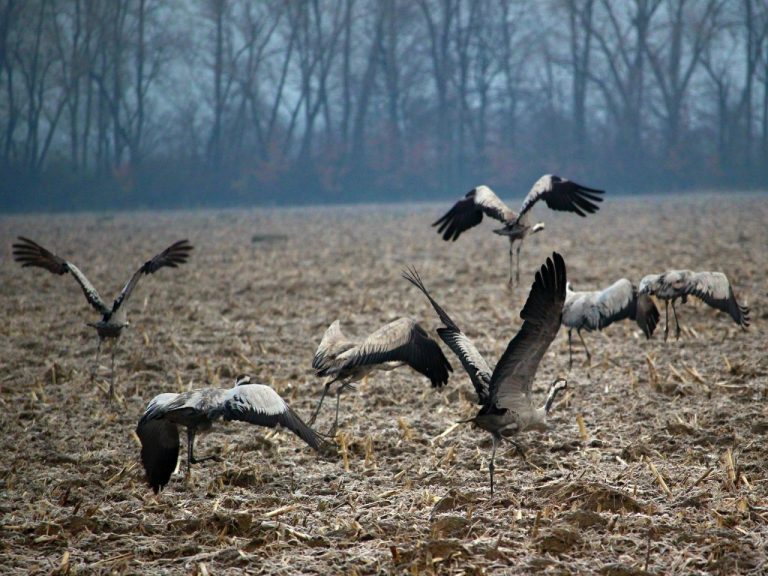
{"left": 562, "top": 279, "right": 660, "bottom": 368}
{"left": 136, "top": 374, "right": 322, "bottom": 493}
{"left": 310, "top": 318, "right": 452, "bottom": 433}
{"left": 12, "top": 237, "right": 193, "bottom": 400}
{"left": 403, "top": 253, "right": 568, "bottom": 496}
{"left": 433, "top": 175, "right": 603, "bottom": 285}
{"left": 638, "top": 270, "right": 749, "bottom": 340}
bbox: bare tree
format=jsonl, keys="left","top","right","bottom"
{"left": 588, "top": 0, "right": 662, "bottom": 156}
{"left": 644, "top": 0, "right": 724, "bottom": 156}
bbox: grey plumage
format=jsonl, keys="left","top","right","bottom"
{"left": 638, "top": 270, "right": 749, "bottom": 341}
{"left": 562, "top": 279, "right": 660, "bottom": 368}
{"left": 12, "top": 237, "right": 193, "bottom": 399}
{"left": 402, "top": 268, "right": 492, "bottom": 405}
{"left": 137, "top": 375, "right": 322, "bottom": 493}
{"left": 309, "top": 317, "right": 452, "bottom": 432}
{"left": 405, "top": 253, "right": 568, "bottom": 496}
{"left": 433, "top": 175, "right": 604, "bottom": 285}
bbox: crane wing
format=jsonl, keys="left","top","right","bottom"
{"left": 489, "top": 253, "right": 566, "bottom": 410}
{"left": 592, "top": 279, "right": 659, "bottom": 338}
{"left": 111, "top": 239, "right": 193, "bottom": 314}
{"left": 684, "top": 272, "right": 749, "bottom": 328}
{"left": 12, "top": 236, "right": 110, "bottom": 314}
{"left": 136, "top": 392, "right": 183, "bottom": 493}
{"left": 518, "top": 175, "right": 604, "bottom": 220}
{"left": 312, "top": 320, "right": 357, "bottom": 373}
{"left": 433, "top": 186, "right": 516, "bottom": 241}
{"left": 340, "top": 317, "right": 452, "bottom": 388}
{"left": 212, "top": 384, "right": 322, "bottom": 450}
{"left": 136, "top": 419, "right": 180, "bottom": 493}
{"left": 634, "top": 294, "right": 660, "bottom": 338}
{"left": 402, "top": 267, "right": 492, "bottom": 403}
{"left": 593, "top": 279, "right": 635, "bottom": 327}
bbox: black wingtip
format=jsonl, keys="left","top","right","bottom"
{"left": 137, "top": 419, "right": 180, "bottom": 495}
{"left": 520, "top": 252, "right": 566, "bottom": 323}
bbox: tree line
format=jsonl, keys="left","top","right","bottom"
{"left": 1, "top": 0, "right": 767, "bottom": 211}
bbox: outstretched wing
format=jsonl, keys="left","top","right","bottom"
{"left": 111, "top": 239, "right": 193, "bottom": 314}
{"left": 339, "top": 317, "right": 452, "bottom": 388}
{"left": 12, "top": 236, "right": 110, "bottom": 314}
{"left": 433, "top": 186, "right": 516, "bottom": 241}
{"left": 684, "top": 272, "right": 749, "bottom": 329}
{"left": 489, "top": 252, "right": 566, "bottom": 409}
{"left": 518, "top": 175, "right": 604, "bottom": 221}
{"left": 212, "top": 384, "right": 322, "bottom": 450}
{"left": 402, "top": 267, "right": 491, "bottom": 403}
{"left": 312, "top": 320, "right": 356, "bottom": 373}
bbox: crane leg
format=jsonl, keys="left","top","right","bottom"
{"left": 91, "top": 340, "right": 102, "bottom": 383}
{"left": 671, "top": 299, "right": 681, "bottom": 339}
{"left": 107, "top": 340, "right": 119, "bottom": 403}
{"left": 515, "top": 242, "right": 523, "bottom": 285}
{"left": 308, "top": 381, "right": 332, "bottom": 426}
{"left": 501, "top": 435, "right": 528, "bottom": 462}
{"left": 568, "top": 330, "right": 573, "bottom": 370}
{"left": 664, "top": 301, "right": 669, "bottom": 342}
{"left": 329, "top": 389, "right": 343, "bottom": 436}
{"left": 507, "top": 241, "right": 515, "bottom": 287}
{"left": 187, "top": 428, "right": 221, "bottom": 471}
{"left": 578, "top": 329, "right": 591, "bottom": 365}
{"left": 489, "top": 433, "right": 499, "bottom": 498}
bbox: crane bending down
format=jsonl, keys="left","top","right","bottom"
{"left": 562, "top": 279, "right": 660, "bottom": 369}
{"left": 638, "top": 270, "right": 749, "bottom": 341}
{"left": 12, "top": 237, "right": 193, "bottom": 400}
{"left": 433, "top": 175, "right": 603, "bottom": 285}
{"left": 403, "top": 253, "right": 568, "bottom": 496}
{"left": 136, "top": 374, "right": 322, "bottom": 493}
{"left": 310, "top": 318, "right": 452, "bottom": 434}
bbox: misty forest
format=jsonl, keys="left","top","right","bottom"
{"left": 1, "top": 0, "right": 768, "bottom": 211}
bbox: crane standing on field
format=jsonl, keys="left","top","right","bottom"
{"left": 562, "top": 279, "right": 660, "bottom": 369}
{"left": 137, "top": 374, "right": 322, "bottom": 493}
{"left": 12, "top": 237, "right": 193, "bottom": 400}
{"left": 404, "top": 253, "right": 568, "bottom": 497}
{"left": 310, "top": 318, "right": 452, "bottom": 433}
{"left": 433, "top": 175, "right": 604, "bottom": 285}
{"left": 638, "top": 270, "right": 749, "bottom": 341}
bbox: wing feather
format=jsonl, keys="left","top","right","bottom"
{"left": 12, "top": 236, "right": 109, "bottom": 314}
{"left": 433, "top": 186, "right": 516, "bottom": 241}
{"left": 136, "top": 419, "right": 180, "bottom": 494}
{"left": 402, "top": 267, "right": 491, "bottom": 403}
{"left": 593, "top": 279, "right": 635, "bottom": 328}
{"left": 312, "top": 320, "right": 356, "bottom": 372}
{"left": 684, "top": 272, "right": 749, "bottom": 328}
{"left": 518, "top": 175, "right": 604, "bottom": 220}
{"left": 489, "top": 253, "right": 566, "bottom": 409}
{"left": 213, "top": 384, "right": 322, "bottom": 450}
{"left": 136, "top": 392, "right": 183, "bottom": 493}
{"left": 111, "top": 239, "right": 193, "bottom": 314}
{"left": 340, "top": 318, "right": 452, "bottom": 388}
{"left": 634, "top": 294, "right": 660, "bottom": 339}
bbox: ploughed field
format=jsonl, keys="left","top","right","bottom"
{"left": 0, "top": 194, "right": 766, "bottom": 575}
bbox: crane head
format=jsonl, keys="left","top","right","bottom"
{"left": 234, "top": 374, "right": 251, "bottom": 387}
{"left": 544, "top": 378, "right": 567, "bottom": 415}
{"left": 638, "top": 275, "right": 661, "bottom": 296}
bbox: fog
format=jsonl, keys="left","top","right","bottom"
{"left": 1, "top": 0, "right": 767, "bottom": 212}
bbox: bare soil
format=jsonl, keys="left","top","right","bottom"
{"left": 1, "top": 194, "right": 766, "bottom": 575}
